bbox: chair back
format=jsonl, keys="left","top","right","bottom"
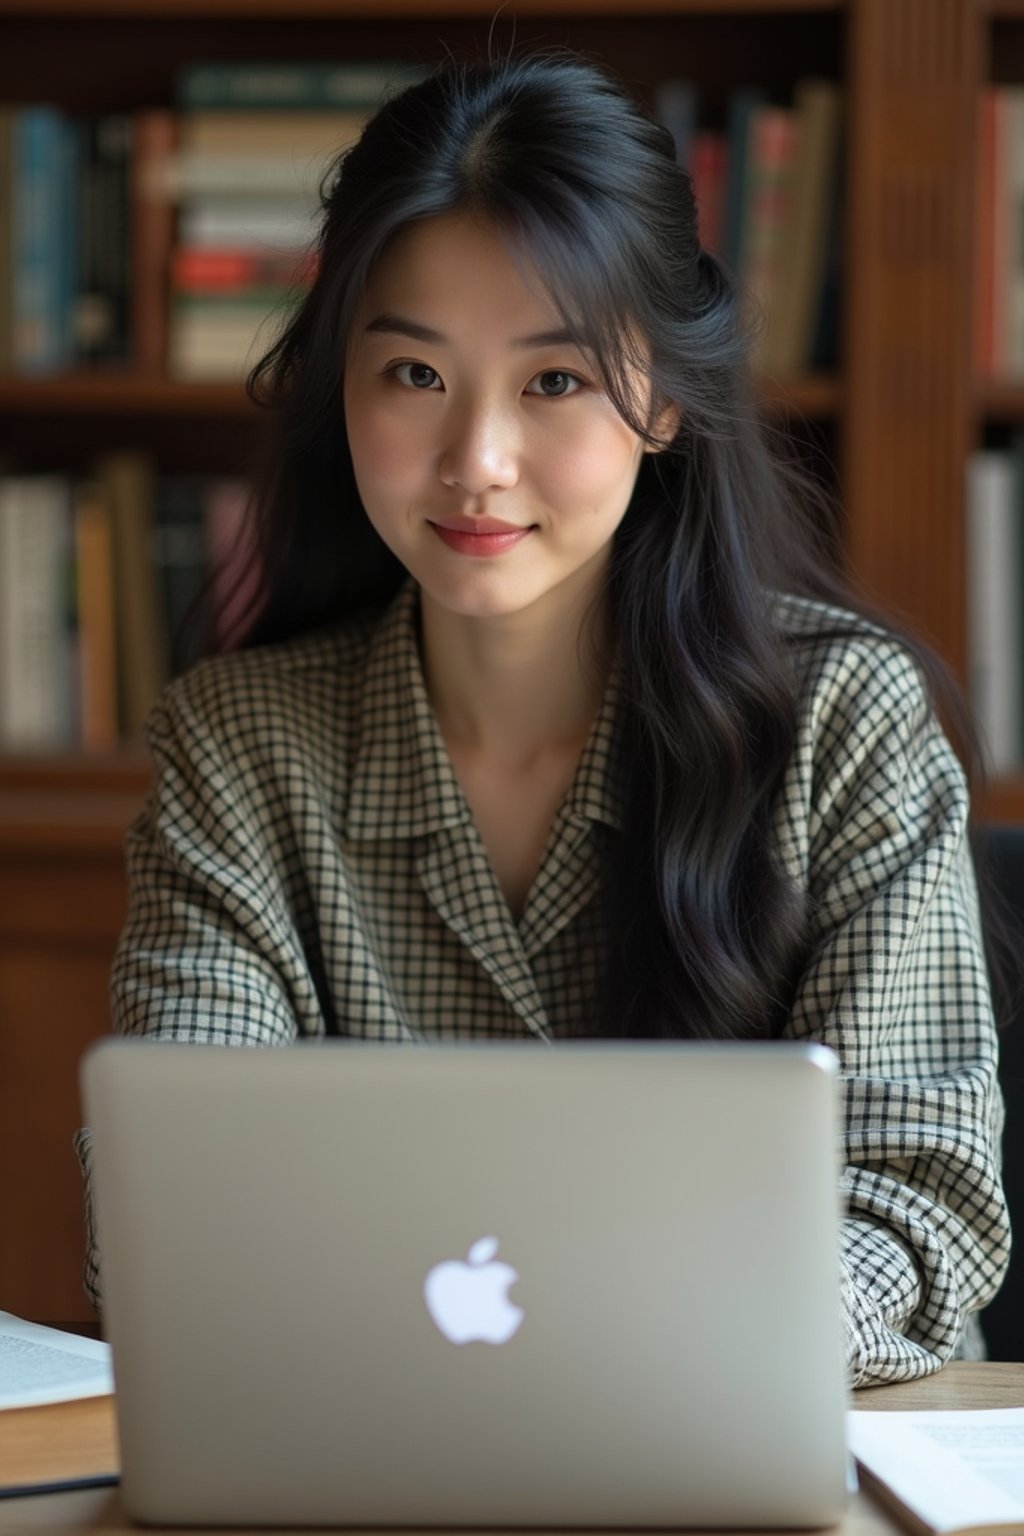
{"left": 976, "top": 823, "right": 1024, "bottom": 1361}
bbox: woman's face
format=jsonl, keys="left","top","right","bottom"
{"left": 343, "top": 213, "right": 663, "bottom": 627}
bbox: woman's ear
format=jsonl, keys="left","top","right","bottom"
{"left": 645, "top": 400, "right": 682, "bottom": 454}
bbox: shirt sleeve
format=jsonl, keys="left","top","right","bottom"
{"left": 80, "top": 669, "right": 332, "bottom": 1310}
{"left": 781, "top": 633, "right": 1011, "bottom": 1387}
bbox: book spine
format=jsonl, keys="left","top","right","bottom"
{"left": 176, "top": 60, "right": 425, "bottom": 111}
{"left": 0, "top": 476, "right": 75, "bottom": 748}
{"left": 12, "top": 107, "right": 75, "bottom": 374}
{"left": 653, "top": 78, "right": 697, "bottom": 169}
{"left": 74, "top": 480, "right": 119, "bottom": 751}
{"left": 74, "top": 114, "right": 133, "bottom": 365}
{"left": 690, "top": 131, "right": 727, "bottom": 256}
{"left": 0, "top": 108, "right": 14, "bottom": 372}
{"left": 965, "top": 449, "right": 1024, "bottom": 773}
{"left": 975, "top": 87, "right": 997, "bottom": 382}
{"left": 741, "top": 106, "right": 799, "bottom": 370}
{"left": 152, "top": 476, "right": 212, "bottom": 673}
{"left": 723, "top": 87, "right": 768, "bottom": 276}
{"left": 171, "top": 246, "right": 317, "bottom": 294}
{"left": 1009, "top": 91, "right": 1024, "bottom": 379}
{"left": 769, "top": 79, "right": 842, "bottom": 379}
{"left": 131, "top": 109, "right": 178, "bottom": 374}
{"left": 203, "top": 479, "right": 261, "bottom": 651}
{"left": 98, "top": 450, "right": 168, "bottom": 740}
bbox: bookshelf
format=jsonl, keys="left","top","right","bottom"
{"left": 0, "top": 0, "right": 1016, "bottom": 1319}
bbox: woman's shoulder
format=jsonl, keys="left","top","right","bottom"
{"left": 163, "top": 608, "right": 381, "bottom": 718}
{"left": 772, "top": 590, "right": 931, "bottom": 714}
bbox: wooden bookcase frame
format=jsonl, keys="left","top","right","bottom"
{"left": 0, "top": 0, "right": 1019, "bottom": 1318}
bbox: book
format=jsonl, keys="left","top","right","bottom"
{"left": 182, "top": 108, "right": 368, "bottom": 156}
{"left": 11, "top": 106, "right": 77, "bottom": 374}
{"left": 975, "top": 87, "right": 998, "bottom": 381}
{"left": 168, "top": 293, "right": 298, "bottom": 379}
{"left": 0, "top": 107, "right": 14, "bottom": 371}
{"left": 153, "top": 475, "right": 214, "bottom": 674}
{"left": 96, "top": 450, "right": 169, "bottom": 740}
{"left": 0, "top": 475, "right": 75, "bottom": 749}
{"left": 690, "top": 130, "right": 727, "bottom": 256}
{"left": 965, "top": 449, "right": 1024, "bottom": 774}
{"left": 765, "top": 79, "right": 842, "bottom": 378}
{"left": 204, "top": 478, "right": 261, "bottom": 650}
{"left": 73, "top": 478, "right": 119, "bottom": 751}
{"left": 0, "top": 1314, "right": 112, "bottom": 1412}
{"left": 178, "top": 195, "right": 318, "bottom": 250}
{"left": 73, "top": 113, "right": 133, "bottom": 364}
{"left": 1003, "top": 90, "right": 1024, "bottom": 378}
{"left": 0, "top": 1316, "right": 116, "bottom": 1499}
{"left": 741, "top": 105, "right": 799, "bottom": 370}
{"left": 171, "top": 246, "right": 317, "bottom": 295}
{"left": 722, "top": 86, "right": 768, "bottom": 275}
{"left": 849, "top": 1406, "right": 1024, "bottom": 1535}
{"left": 176, "top": 60, "right": 425, "bottom": 111}
{"left": 653, "top": 78, "right": 697, "bottom": 169}
{"left": 0, "top": 1397, "right": 119, "bottom": 1499}
{"left": 131, "top": 109, "right": 178, "bottom": 374}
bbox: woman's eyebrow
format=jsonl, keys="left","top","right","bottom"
{"left": 363, "top": 312, "right": 582, "bottom": 350}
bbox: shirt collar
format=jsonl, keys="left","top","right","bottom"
{"left": 345, "top": 580, "right": 625, "bottom": 841}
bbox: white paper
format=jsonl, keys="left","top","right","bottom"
{"left": 0, "top": 1312, "right": 113, "bottom": 1409}
{"left": 848, "top": 1407, "right": 1024, "bottom": 1532}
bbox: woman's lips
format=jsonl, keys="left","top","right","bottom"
{"left": 428, "top": 521, "right": 535, "bottom": 557}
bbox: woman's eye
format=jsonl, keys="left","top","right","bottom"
{"left": 527, "top": 370, "right": 581, "bottom": 398}
{"left": 393, "top": 362, "right": 442, "bottom": 390}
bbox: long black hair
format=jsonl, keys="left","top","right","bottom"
{"left": 233, "top": 50, "right": 996, "bottom": 1040}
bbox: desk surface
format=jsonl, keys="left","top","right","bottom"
{"left": 2, "top": 1363, "right": 1023, "bottom": 1535}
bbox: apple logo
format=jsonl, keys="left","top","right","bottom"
{"left": 424, "top": 1236, "right": 524, "bottom": 1344}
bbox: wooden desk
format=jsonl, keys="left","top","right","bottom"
{"left": 2, "top": 1363, "right": 1022, "bottom": 1535}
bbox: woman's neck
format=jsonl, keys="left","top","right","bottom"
{"left": 418, "top": 587, "right": 611, "bottom": 767}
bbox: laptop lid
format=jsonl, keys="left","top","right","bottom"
{"left": 81, "top": 1038, "right": 849, "bottom": 1528}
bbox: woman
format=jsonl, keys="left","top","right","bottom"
{"left": 82, "top": 51, "right": 1009, "bottom": 1383}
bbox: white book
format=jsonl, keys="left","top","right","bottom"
{"left": 0, "top": 475, "right": 75, "bottom": 748}
{"left": 165, "top": 148, "right": 348, "bottom": 198}
{"left": 179, "top": 196, "right": 318, "bottom": 250}
{"left": 0, "top": 1313, "right": 112, "bottom": 1410}
{"left": 849, "top": 1407, "right": 1024, "bottom": 1535}
{"left": 965, "top": 450, "right": 1024, "bottom": 774}
{"left": 168, "top": 303, "right": 291, "bottom": 380}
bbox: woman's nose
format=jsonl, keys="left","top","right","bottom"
{"left": 438, "top": 401, "right": 520, "bottom": 494}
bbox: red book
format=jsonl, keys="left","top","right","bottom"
{"left": 171, "top": 246, "right": 318, "bottom": 296}
{"left": 204, "top": 479, "right": 262, "bottom": 651}
{"left": 690, "top": 131, "right": 727, "bottom": 256}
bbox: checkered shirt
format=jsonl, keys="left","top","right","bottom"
{"left": 76, "top": 580, "right": 1011, "bottom": 1385}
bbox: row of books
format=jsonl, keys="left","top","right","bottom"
{"left": 1, "top": 60, "right": 840, "bottom": 383}
{"left": 0, "top": 460, "right": 259, "bottom": 752}
{"left": 967, "top": 444, "right": 1024, "bottom": 771}
{"left": 0, "top": 60, "right": 421, "bottom": 379}
{"left": 653, "top": 76, "right": 843, "bottom": 377}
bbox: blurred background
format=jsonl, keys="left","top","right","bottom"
{"left": 0, "top": 0, "right": 1017, "bottom": 1321}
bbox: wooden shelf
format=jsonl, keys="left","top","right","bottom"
{"left": 978, "top": 776, "right": 1024, "bottom": 824}
{"left": 0, "top": 0, "right": 843, "bottom": 14}
{"left": 0, "top": 371, "right": 842, "bottom": 420}
{"left": 978, "top": 381, "right": 1024, "bottom": 419}
{"left": 0, "top": 373, "right": 258, "bottom": 417}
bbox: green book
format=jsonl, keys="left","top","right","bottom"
{"left": 177, "top": 61, "right": 427, "bottom": 112}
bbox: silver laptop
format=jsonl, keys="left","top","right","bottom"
{"left": 81, "top": 1038, "right": 849, "bottom": 1528}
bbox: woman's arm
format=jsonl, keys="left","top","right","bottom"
{"left": 781, "top": 631, "right": 1011, "bottom": 1386}
{"left": 80, "top": 663, "right": 336, "bottom": 1309}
